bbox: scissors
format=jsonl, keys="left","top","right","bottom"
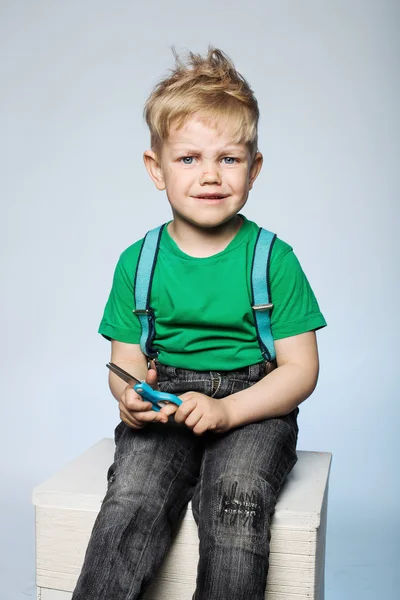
{"left": 106, "top": 362, "right": 182, "bottom": 412}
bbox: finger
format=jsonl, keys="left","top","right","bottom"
{"left": 145, "top": 362, "right": 159, "bottom": 390}
{"left": 174, "top": 400, "right": 197, "bottom": 424}
{"left": 119, "top": 406, "right": 145, "bottom": 429}
{"left": 179, "top": 392, "right": 194, "bottom": 402}
{"left": 124, "top": 398, "right": 153, "bottom": 413}
{"left": 122, "top": 390, "right": 153, "bottom": 412}
{"left": 184, "top": 409, "right": 204, "bottom": 430}
{"left": 120, "top": 402, "right": 168, "bottom": 426}
{"left": 119, "top": 398, "right": 152, "bottom": 427}
{"left": 133, "top": 409, "right": 168, "bottom": 424}
{"left": 122, "top": 385, "right": 142, "bottom": 403}
{"left": 159, "top": 402, "right": 179, "bottom": 417}
{"left": 192, "top": 419, "right": 208, "bottom": 436}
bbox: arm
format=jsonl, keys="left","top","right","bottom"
{"left": 109, "top": 340, "right": 148, "bottom": 400}
{"left": 109, "top": 340, "right": 168, "bottom": 428}
{"left": 174, "top": 331, "right": 319, "bottom": 434}
{"left": 221, "top": 331, "right": 319, "bottom": 428}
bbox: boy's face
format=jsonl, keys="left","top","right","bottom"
{"left": 144, "top": 116, "right": 262, "bottom": 230}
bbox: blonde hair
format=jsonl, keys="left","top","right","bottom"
{"left": 144, "top": 47, "right": 259, "bottom": 156}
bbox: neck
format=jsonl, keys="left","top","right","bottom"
{"left": 168, "top": 215, "right": 243, "bottom": 258}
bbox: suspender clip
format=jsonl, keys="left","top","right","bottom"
{"left": 252, "top": 303, "right": 274, "bottom": 312}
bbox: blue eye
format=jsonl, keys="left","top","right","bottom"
{"left": 222, "top": 157, "right": 237, "bottom": 164}
{"left": 181, "top": 156, "right": 194, "bottom": 164}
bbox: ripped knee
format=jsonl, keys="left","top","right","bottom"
{"left": 220, "top": 480, "right": 261, "bottom": 526}
{"left": 212, "top": 475, "right": 275, "bottom": 536}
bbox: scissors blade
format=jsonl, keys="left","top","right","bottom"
{"left": 106, "top": 362, "right": 141, "bottom": 387}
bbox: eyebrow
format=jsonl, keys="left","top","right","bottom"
{"left": 219, "top": 146, "right": 247, "bottom": 154}
{"left": 170, "top": 144, "right": 247, "bottom": 155}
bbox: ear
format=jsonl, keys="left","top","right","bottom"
{"left": 248, "top": 152, "right": 263, "bottom": 190}
{"left": 143, "top": 150, "right": 166, "bottom": 191}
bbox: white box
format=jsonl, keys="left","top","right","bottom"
{"left": 33, "top": 439, "right": 331, "bottom": 600}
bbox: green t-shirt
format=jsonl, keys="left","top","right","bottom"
{"left": 99, "top": 216, "right": 326, "bottom": 370}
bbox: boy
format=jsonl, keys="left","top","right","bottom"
{"left": 72, "top": 48, "right": 326, "bottom": 600}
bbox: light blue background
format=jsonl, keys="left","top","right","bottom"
{"left": 1, "top": 1, "right": 398, "bottom": 598}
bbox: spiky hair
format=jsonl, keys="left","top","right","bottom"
{"left": 144, "top": 47, "right": 259, "bottom": 156}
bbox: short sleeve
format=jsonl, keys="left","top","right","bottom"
{"left": 269, "top": 241, "right": 327, "bottom": 340}
{"left": 98, "top": 244, "right": 143, "bottom": 343}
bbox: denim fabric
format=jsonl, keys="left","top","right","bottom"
{"left": 72, "top": 361, "right": 298, "bottom": 600}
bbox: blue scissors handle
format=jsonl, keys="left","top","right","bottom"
{"left": 134, "top": 381, "right": 182, "bottom": 412}
{"left": 106, "top": 363, "right": 182, "bottom": 413}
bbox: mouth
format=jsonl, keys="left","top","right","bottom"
{"left": 193, "top": 194, "right": 229, "bottom": 200}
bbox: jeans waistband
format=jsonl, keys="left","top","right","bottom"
{"left": 155, "top": 360, "right": 274, "bottom": 384}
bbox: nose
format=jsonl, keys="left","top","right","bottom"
{"left": 200, "top": 162, "right": 221, "bottom": 185}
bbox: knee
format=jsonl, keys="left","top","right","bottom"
{"left": 205, "top": 473, "right": 276, "bottom": 540}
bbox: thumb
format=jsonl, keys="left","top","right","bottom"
{"left": 145, "top": 361, "right": 159, "bottom": 390}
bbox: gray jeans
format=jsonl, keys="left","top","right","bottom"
{"left": 72, "top": 361, "right": 298, "bottom": 600}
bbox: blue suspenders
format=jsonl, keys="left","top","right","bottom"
{"left": 133, "top": 225, "right": 277, "bottom": 362}
{"left": 133, "top": 224, "right": 165, "bottom": 358}
{"left": 250, "top": 228, "right": 277, "bottom": 362}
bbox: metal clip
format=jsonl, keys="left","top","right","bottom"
{"left": 252, "top": 303, "right": 274, "bottom": 312}
{"left": 133, "top": 308, "right": 152, "bottom": 315}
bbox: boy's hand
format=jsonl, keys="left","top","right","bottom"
{"left": 174, "top": 392, "right": 231, "bottom": 435}
{"left": 119, "top": 362, "right": 169, "bottom": 429}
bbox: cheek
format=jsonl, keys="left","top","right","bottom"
{"left": 173, "top": 170, "right": 196, "bottom": 188}
{"left": 163, "top": 170, "right": 178, "bottom": 188}
{"left": 230, "top": 172, "right": 249, "bottom": 190}
{"left": 164, "top": 172, "right": 195, "bottom": 197}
